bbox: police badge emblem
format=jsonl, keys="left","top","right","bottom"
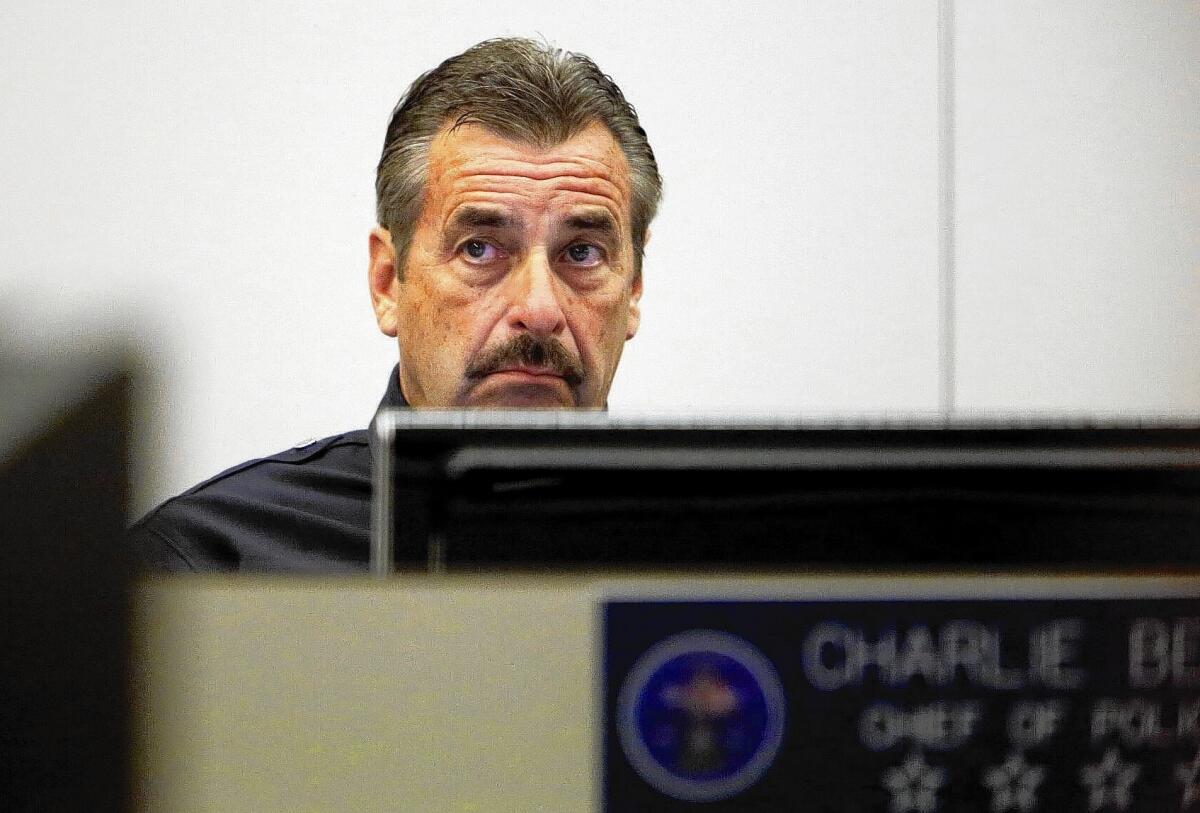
{"left": 616, "top": 630, "right": 787, "bottom": 802}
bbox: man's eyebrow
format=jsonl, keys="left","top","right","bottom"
{"left": 446, "top": 206, "right": 521, "bottom": 232}
{"left": 564, "top": 211, "right": 619, "bottom": 237}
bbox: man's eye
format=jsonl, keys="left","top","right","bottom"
{"left": 461, "top": 240, "right": 498, "bottom": 262}
{"left": 565, "top": 244, "right": 602, "bottom": 264}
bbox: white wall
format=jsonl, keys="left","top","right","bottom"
{"left": 955, "top": 1, "right": 1200, "bottom": 412}
{"left": 1, "top": 1, "right": 1196, "bottom": 516}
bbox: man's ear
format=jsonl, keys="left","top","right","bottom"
{"left": 626, "top": 229, "right": 648, "bottom": 340}
{"left": 368, "top": 226, "right": 399, "bottom": 337}
{"left": 626, "top": 271, "right": 643, "bottom": 341}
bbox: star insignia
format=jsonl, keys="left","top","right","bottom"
{"left": 882, "top": 751, "right": 947, "bottom": 813}
{"left": 1079, "top": 747, "right": 1140, "bottom": 811}
{"left": 982, "top": 751, "right": 1045, "bottom": 812}
{"left": 1177, "top": 750, "right": 1200, "bottom": 810}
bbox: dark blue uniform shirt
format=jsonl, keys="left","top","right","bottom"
{"left": 127, "top": 369, "right": 407, "bottom": 572}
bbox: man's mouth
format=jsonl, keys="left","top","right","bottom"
{"left": 491, "top": 366, "right": 563, "bottom": 378}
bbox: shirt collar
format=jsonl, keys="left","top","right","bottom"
{"left": 368, "top": 365, "right": 408, "bottom": 441}
{"left": 377, "top": 364, "right": 408, "bottom": 411}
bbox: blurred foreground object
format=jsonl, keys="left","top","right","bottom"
{"left": 1, "top": 350, "right": 133, "bottom": 811}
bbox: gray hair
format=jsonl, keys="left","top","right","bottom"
{"left": 376, "top": 38, "right": 662, "bottom": 277}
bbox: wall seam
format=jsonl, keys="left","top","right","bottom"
{"left": 938, "top": 0, "right": 958, "bottom": 415}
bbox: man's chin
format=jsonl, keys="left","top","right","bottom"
{"left": 461, "top": 374, "right": 578, "bottom": 408}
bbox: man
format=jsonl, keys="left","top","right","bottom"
{"left": 127, "top": 38, "right": 662, "bottom": 571}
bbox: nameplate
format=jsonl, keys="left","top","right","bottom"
{"left": 604, "top": 597, "right": 1199, "bottom": 811}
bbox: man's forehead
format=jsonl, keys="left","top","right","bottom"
{"left": 425, "top": 121, "right": 633, "bottom": 204}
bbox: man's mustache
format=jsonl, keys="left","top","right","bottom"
{"left": 465, "top": 333, "right": 584, "bottom": 387}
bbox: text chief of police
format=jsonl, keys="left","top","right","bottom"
{"left": 127, "top": 37, "right": 663, "bottom": 571}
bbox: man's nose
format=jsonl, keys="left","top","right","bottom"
{"left": 506, "top": 251, "right": 567, "bottom": 336}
